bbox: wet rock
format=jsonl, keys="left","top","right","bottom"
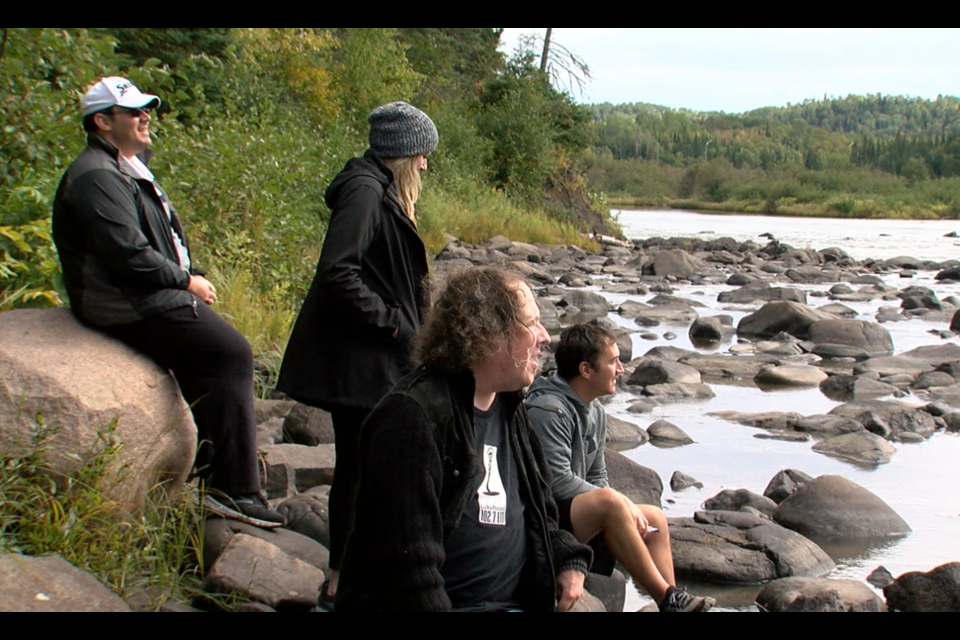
{"left": 643, "top": 250, "right": 707, "bottom": 278}
{"left": 717, "top": 285, "right": 807, "bottom": 305}
{"left": 755, "top": 365, "right": 828, "bottom": 388}
{"left": 829, "top": 400, "right": 938, "bottom": 439}
{"left": 738, "top": 301, "right": 834, "bottom": 340}
{"left": 618, "top": 300, "right": 649, "bottom": 319}
{"left": 688, "top": 316, "right": 731, "bottom": 343}
{"left": 670, "top": 511, "right": 836, "bottom": 584}
{"left": 881, "top": 256, "right": 923, "bottom": 270}
{"left": 876, "top": 307, "right": 908, "bottom": 323}
{"left": 756, "top": 577, "right": 886, "bottom": 612}
{"left": 628, "top": 360, "right": 702, "bottom": 386}
{"left": 807, "top": 319, "right": 894, "bottom": 357}
{"left": 884, "top": 562, "right": 960, "bottom": 612}
{"left": 811, "top": 344, "right": 870, "bottom": 361}
{"left": 854, "top": 356, "right": 933, "bottom": 378}
{"left": 900, "top": 343, "right": 960, "bottom": 367}
{"left": 647, "top": 293, "right": 706, "bottom": 308}
{"left": 559, "top": 290, "right": 611, "bottom": 313}
{"left": 764, "top": 469, "right": 814, "bottom": 504}
{"left": 755, "top": 432, "right": 810, "bottom": 443}
{"left": 818, "top": 302, "right": 859, "bottom": 318}
{"left": 680, "top": 353, "right": 779, "bottom": 380}
{"left": 605, "top": 448, "right": 663, "bottom": 507}
{"left": 866, "top": 566, "right": 896, "bottom": 589}
{"left": 936, "top": 266, "right": 960, "bottom": 281}
{"left": 785, "top": 267, "right": 841, "bottom": 284}
{"left": 952, "top": 309, "right": 960, "bottom": 333}
{"left": 792, "top": 414, "right": 864, "bottom": 435}
{"left": 606, "top": 415, "right": 649, "bottom": 445}
{"left": 928, "top": 384, "right": 960, "bottom": 407}
{"left": 641, "top": 383, "right": 716, "bottom": 403}
{"left": 704, "top": 489, "right": 778, "bottom": 517}
{"left": 727, "top": 272, "right": 762, "bottom": 286}
{"left": 819, "top": 375, "right": 903, "bottom": 402}
{"left": 282, "top": 403, "right": 335, "bottom": 446}
{"left": 812, "top": 432, "right": 898, "bottom": 465}
{"left": 277, "top": 486, "right": 330, "bottom": 548}
{"left": 912, "top": 371, "right": 956, "bottom": 390}
{"left": 201, "top": 534, "right": 325, "bottom": 611}
{"left": 670, "top": 471, "right": 704, "bottom": 491}
{"left": 773, "top": 475, "right": 911, "bottom": 539}
{"left": 709, "top": 411, "right": 802, "bottom": 432}
{"left": 0, "top": 554, "right": 132, "bottom": 612}
{"left": 646, "top": 420, "right": 694, "bottom": 445}
{"left": 633, "top": 304, "right": 700, "bottom": 325}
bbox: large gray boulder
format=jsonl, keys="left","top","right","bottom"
{"left": 0, "top": 554, "right": 132, "bottom": 612}
{"left": 755, "top": 365, "right": 828, "bottom": 388}
{"left": 643, "top": 250, "right": 707, "bottom": 278}
{"left": 737, "top": 302, "right": 834, "bottom": 340}
{"left": 559, "top": 290, "right": 611, "bottom": 314}
{"left": 884, "top": 562, "right": 960, "bottom": 612}
{"left": 703, "top": 488, "right": 778, "bottom": 517}
{"left": 812, "top": 432, "right": 898, "bottom": 465}
{"left": 773, "top": 475, "right": 911, "bottom": 539}
{"left": 829, "top": 400, "right": 938, "bottom": 440}
{"left": 670, "top": 510, "right": 835, "bottom": 583}
{"left": 756, "top": 577, "right": 886, "bottom": 612}
{"left": 807, "top": 319, "right": 894, "bottom": 357}
{"left": 0, "top": 309, "right": 196, "bottom": 507}
{"left": 763, "top": 469, "right": 814, "bottom": 504}
{"left": 718, "top": 285, "right": 807, "bottom": 305}
{"left": 605, "top": 449, "right": 663, "bottom": 507}
{"left": 628, "top": 360, "right": 702, "bottom": 386}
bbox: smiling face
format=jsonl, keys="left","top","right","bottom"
{"left": 477, "top": 282, "right": 550, "bottom": 395}
{"left": 96, "top": 107, "right": 152, "bottom": 158}
{"left": 582, "top": 340, "right": 623, "bottom": 400}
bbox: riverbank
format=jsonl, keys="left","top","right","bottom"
{"left": 608, "top": 196, "right": 954, "bottom": 220}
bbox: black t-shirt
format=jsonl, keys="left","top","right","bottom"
{"left": 441, "top": 397, "right": 528, "bottom": 611}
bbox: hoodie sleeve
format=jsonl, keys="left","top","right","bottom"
{"left": 526, "top": 399, "right": 600, "bottom": 502}
{"left": 317, "top": 177, "right": 403, "bottom": 339}
{"left": 584, "top": 407, "right": 610, "bottom": 489}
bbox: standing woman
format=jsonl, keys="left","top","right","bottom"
{"left": 277, "top": 102, "right": 437, "bottom": 607}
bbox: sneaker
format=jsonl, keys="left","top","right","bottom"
{"left": 659, "top": 586, "right": 715, "bottom": 613}
{"left": 203, "top": 493, "right": 286, "bottom": 529}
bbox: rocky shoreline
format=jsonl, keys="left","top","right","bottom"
{"left": 2, "top": 232, "right": 959, "bottom": 611}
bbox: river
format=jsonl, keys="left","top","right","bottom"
{"left": 606, "top": 209, "right": 960, "bottom": 611}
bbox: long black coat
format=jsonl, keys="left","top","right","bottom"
{"left": 277, "top": 152, "right": 429, "bottom": 411}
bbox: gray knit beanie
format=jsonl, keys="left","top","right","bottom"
{"left": 368, "top": 101, "right": 438, "bottom": 158}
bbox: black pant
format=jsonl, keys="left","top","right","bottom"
{"left": 98, "top": 303, "right": 261, "bottom": 496}
{"left": 328, "top": 405, "right": 370, "bottom": 571}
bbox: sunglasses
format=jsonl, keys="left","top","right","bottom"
{"left": 108, "top": 106, "right": 151, "bottom": 118}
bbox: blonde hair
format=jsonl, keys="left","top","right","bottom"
{"left": 382, "top": 156, "right": 422, "bottom": 223}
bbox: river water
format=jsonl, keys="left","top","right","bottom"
{"left": 605, "top": 209, "right": 960, "bottom": 611}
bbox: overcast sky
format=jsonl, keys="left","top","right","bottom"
{"left": 499, "top": 28, "right": 960, "bottom": 113}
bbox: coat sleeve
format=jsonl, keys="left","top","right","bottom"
{"left": 68, "top": 169, "right": 189, "bottom": 290}
{"left": 526, "top": 400, "right": 601, "bottom": 503}
{"left": 585, "top": 407, "right": 610, "bottom": 489}
{"left": 341, "top": 393, "right": 452, "bottom": 612}
{"left": 317, "top": 179, "right": 404, "bottom": 340}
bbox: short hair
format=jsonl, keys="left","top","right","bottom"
{"left": 416, "top": 267, "right": 529, "bottom": 375}
{"left": 555, "top": 323, "right": 617, "bottom": 381}
{"left": 82, "top": 112, "right": 103, "bottom": 133}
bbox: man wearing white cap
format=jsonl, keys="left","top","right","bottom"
{"left": 52, "top": 77, "right": 284, "bottom": 528}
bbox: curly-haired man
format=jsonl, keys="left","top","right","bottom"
{"left": 335, "top": 267, "right": 593, "bottom": 612}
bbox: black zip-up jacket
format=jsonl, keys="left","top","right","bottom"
{"left": 52, "top": 134, "right": 194, "bottom": 326}
{"left": 335, "top": 366, "right": 593, "bottom": 612}
{"left": 277, "top": 152, "right": 429, "bottom": 411}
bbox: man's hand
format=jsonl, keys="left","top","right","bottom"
{"left": 556, "top": 569, "right": 585, "bottom": 612}
{"left": 187, "top": 275, "right": 217, "bottom": 305}
{"left": 628, "top": 500, "right": 652, "bottom": 537}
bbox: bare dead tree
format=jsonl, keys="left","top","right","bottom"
{"left": 539, "top": 28, "right": 552, "bottom": 74}
{"left": 520, "top": 30, "right": 591, "bottom": 97}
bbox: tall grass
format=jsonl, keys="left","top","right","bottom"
{"left": 0, "top": 421, "right": 208, "bottom": 609}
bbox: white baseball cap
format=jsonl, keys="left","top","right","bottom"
{"left": 81, "top": 77, "right": 161, "bottom": 116}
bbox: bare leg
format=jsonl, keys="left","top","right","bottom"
{"left": 569, "top": 488, "right": 672, "bottom": 602}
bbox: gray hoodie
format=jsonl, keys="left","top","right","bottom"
{"left": 525, "top": 372, "right": 609, "bottom": 502}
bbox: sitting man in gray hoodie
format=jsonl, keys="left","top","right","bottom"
{"left": 526, "top": 323, "right": 714, "bottom": 612}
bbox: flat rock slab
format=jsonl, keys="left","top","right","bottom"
{"left": 0, "top": 554, "right": 131, "bottom": 612}
{"left": 202, "top": 534, "right": 324, "bottom": 611}
{"left": 756, "top": 577, "right": 886, "bottom": 612}
{"left": 807, "top": 319, "right": 893, "bottom": 357}
{"left": 853, "top": 356, "right": 933, "bottom": 377}
{"left": 756, "top": 365, "right": 828, "bottom": 388}
{"left": 681, "top": 354, "right": 779, "bottom": 380}
{"left": 884, "top": 562, "right": 960, "bottom": 612}
{"left": 774, "top": 475, "right": 911, "bottom": 540}
{"left": 641, "top": 382, "right": 716, "bottom": 403}
{"left": 670, "top": 510, "right": 835, "bottom": 584}
{"left": 261, "top": 444, "right": 336, "bottom": 494}
{"left": 203, "top": 518, "right": 330, "bottom": 573}
{"left": 829, "top": 400, "right": 938, "bottom": 440}
{"left": 812, "top": 432, "right": 898, "bottom": 465}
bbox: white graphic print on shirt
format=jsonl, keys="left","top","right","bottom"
{"left": 477, "top": 444, "right": 507, "bottom": 526}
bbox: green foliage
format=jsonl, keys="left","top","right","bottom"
{"left": 0, "top": 421, "right": 207, "bottom": 606}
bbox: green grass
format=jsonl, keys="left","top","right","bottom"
{"left": 0, "top": 421, "right": 209, "bottom": 610}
